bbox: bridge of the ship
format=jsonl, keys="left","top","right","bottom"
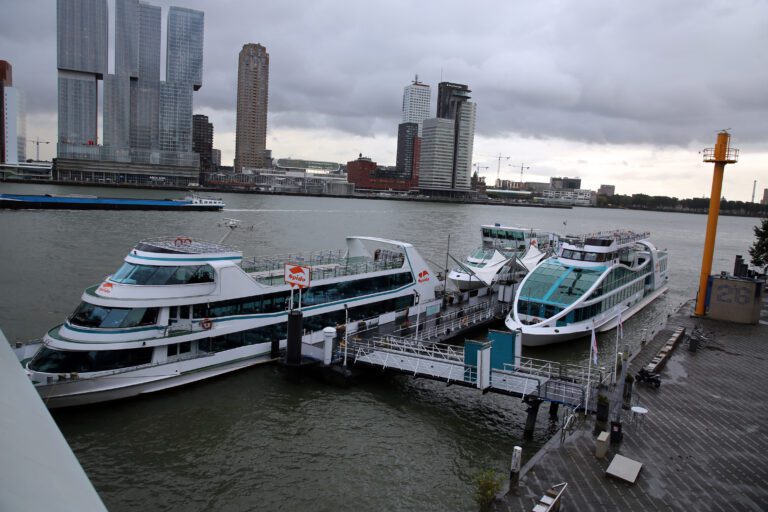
{"left": 338, "top": 332, "right": 604, "bottom": 408}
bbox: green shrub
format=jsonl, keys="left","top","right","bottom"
{"left": 474, "top": 468, "right": 502, "bottom": 510}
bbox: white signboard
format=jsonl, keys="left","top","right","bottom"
{"left": 284, "top": 264, "right": 311, "bottom": 289}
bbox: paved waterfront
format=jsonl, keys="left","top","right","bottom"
{"left": 497, "top": 294, "right": 768, "bottom": 511}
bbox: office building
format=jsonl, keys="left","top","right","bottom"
{"left": 235, "top": 43, "right": 269, "bottom": 171}
{"left": 192, "top": 114, "right": 213, "bottom": 172}
{"left": 598, "top": 184, "right": 616, "bottom": 197}
{"left": 418, "top": 82, "right": 476, "bottom": 194}
{"left": 418, "top": 118, "right": 455, "bottom": 191}
{"left": 1, "top": 61, "right": 27, "bottom": 164}
{"left": 56, "top": 0, "right": 108, "bottom": 148}
{"left": 551, "top": 177, "right": 581, "bottom": 189}
{"left": 56, "top": 0, "right": 204, "bottom": 184}
{"left": 395, "top": 122, "right": 419, "bottom": 180}
{"left": 402, "top": 76, "right": 430, "bottom": 136}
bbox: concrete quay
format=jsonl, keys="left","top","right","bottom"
{"left": 497, "top": 295, "right": 768, "bottom": 511}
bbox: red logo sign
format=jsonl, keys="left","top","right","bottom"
{"left": 417, "top": 270, "right": 430, "bottom": 283}
{"left": 284, "top": 264, "right": 311, "bottom": 289}
{"left": 98, "top": 282, "right": 113, "bottom": 294}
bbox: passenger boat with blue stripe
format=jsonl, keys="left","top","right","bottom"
{"left": 447, "top": 224, "right": 558, "bottom": 291}
{"left": 21, "top": 236, "right": 439, "bottom": 407}
{"left": 504, "top": 230, "right": 668, "bottom": 346}
{"left": 0, "top": 193, "right": 224, "bottom": 211}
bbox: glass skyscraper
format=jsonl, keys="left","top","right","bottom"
{"left": 56, "top": 0, "right": 108, "bottom": 148}
{"left": 59, "top": 0, "right": 203, "bottom": 170}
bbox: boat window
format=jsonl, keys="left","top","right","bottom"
{"left": 69, "top": 302, "right": 159, "bottom": 328}
{"left": 111, "top": 263, "right": 215, "bottom": 285}
{"left": 28, "top": 346, "right": 154, "bottom": 373}
{"left": 585, "top": 252, "right": 598, "bottom": 262}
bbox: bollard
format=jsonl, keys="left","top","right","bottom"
{"left": 285, "top": 310, "right": 303, "bottom": 366}
{"left": 508, "top": 446, "right": 522, "bottom": 492}
{"left": 322, "top": 327, "right": 335, "bottom": 365}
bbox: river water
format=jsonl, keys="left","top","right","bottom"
{"left": 0, "top": 182, "right": 758, "bottom": 511}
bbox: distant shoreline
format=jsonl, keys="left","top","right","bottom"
{"left": 2, "top": 177, "right": 765, "bottom": 217}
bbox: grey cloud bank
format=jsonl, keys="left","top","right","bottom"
{"left": 2, "top": 0, "right": 766, "bottom": 155}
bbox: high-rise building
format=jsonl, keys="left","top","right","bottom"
{"left": 402, "top": 76, "right": 430, "bottom": 136}
{"left": 395, "top": 122, "right": 419, "bottom": 181}
{"left": 211, "top": 148, "right": 221, "bottom": 169}
{"left": 418, "top": 118, "right": 455, "bottom": 191}
{"left": 418, "top": 82, "right": 476, "bottom": 194}
{"left": 192, "top": 114, "right": 213, "bottom": 172}
{"left": 56, "top": 0, "right": 108, "bottom": 147}
{"left": 1, "top": 60, "right": 27, "bottom": 164}
{"left": 59, "top": 0, "right": 203, "bottom": 178}
{"left": 235, "top": 43, "right": 269, "bottom": 172}
{"left": 1, "top": 60, "right": 12, "bottom": 163}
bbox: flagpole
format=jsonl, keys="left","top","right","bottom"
{"left": 613, "top": 306, "right": 622, "bottom": 385}
{"left": 586, "top": 320, "right": 594, "bottom": 415}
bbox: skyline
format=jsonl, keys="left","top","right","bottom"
{"left": 1, "top": 0, "right": 766, "bottom": 200}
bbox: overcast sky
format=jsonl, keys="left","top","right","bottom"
{"left": 2, "top": 0, "right": 767, "bottom": 200}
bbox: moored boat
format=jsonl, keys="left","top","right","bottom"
{"left": 504, "top": 230, "right": 668, "bottom": 346}
{"left": 21, "top": 236, "right": 438, "bottom": 407}
{"left": 0, "top": 193, "right": 224, "bottom": 211}
{"left": 447, "top": 224, "right": 558, "bottom": 291}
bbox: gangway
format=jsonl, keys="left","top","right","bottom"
{"left": 341, "top": 331, "right": 606, "bottom": 408}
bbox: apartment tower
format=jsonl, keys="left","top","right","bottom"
{"left": 235, "top": 43, "right": 269, "bottom": 172}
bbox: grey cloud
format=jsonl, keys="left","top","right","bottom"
{"left": 2, "top": 0, "right": 766, "bottom": 148}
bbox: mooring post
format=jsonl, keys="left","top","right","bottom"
{"left": 549, "top": 401, "right": 560, "bottom": 421}
{"left": 285, "top": 309, "right": 303, "bottom": 366}
{"left": 507, "top": 446, "right": 523, "bottom": 492}
{"left": 524, "top": 398, "right": 542, "bottom": 439}
{"left": 322, "top": 327, "right": 335, "bottom": 365}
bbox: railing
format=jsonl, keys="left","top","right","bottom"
{"left": 242, "top": 251, "right": 405, "bottom": 284}
{"left": 562, "top": 230, "right": 650, "bottom": 248}
{"left": 702, "top": 147, "right": 739, "bottom": 163}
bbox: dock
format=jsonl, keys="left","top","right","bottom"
{"left": 496, "top": 295, "right": 768, "bottom": 511}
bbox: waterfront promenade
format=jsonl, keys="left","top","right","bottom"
{"left": 498, "top": 294, "right": 768, "bottom": 511}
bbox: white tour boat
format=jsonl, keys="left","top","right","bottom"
{"left": 447, "top": 224, "right": 558, "bottom": 291}
{"left": 22, "top": 236, "right": 438, "bottom": 407}
{"left": 504, "top": 230, "right": 668, "bottom": 346}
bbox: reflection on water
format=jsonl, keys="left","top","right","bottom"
{"left": 1, "top": 182, "right": 758, "bottom": 511}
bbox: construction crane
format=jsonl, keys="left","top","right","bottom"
{"left": 512, "top": 163, "right": 530, "bottom": 185}
{"left": 28, "top": 137, "right": 51, "bottom": 161}
{"left": 494, "top": 153, "right": 510, "bottom": 183}
{"left": 473, "top": 163, "right": 489, "bottom": 175}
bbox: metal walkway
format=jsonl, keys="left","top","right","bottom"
{"left": 340, "top": 334, "right": 608, "bottom": 408}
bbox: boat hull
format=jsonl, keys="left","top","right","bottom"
{"left": 34, "top": 351, "right": 275, "bottom": 408}
{"left": 0, "top": 197, "right": 222, "bottom": 211}
{"left": 508, "top": 286, "right": 668, "bottom": 347}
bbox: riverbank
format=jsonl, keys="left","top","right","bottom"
{"left": 496, "top": 295, "right": 768, "bottom": 511}
{"left": 0, "top": 178, "right": 571, "bottom": 209}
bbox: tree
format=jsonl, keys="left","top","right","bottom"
{"left": 474, "top": 469, "right": 503, "bottom": 511}
{"left": 749, "top": 218, "right": 768, "bottom": 271}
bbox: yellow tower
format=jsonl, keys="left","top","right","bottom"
{"left": 694, "top": 131, "right": 739, "bottom": 316}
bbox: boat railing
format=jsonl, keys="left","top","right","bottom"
{"left": 241, "top": 249, "right": 406, "bottom": 283}
{"left": 562, "top": 230, "right": 650, "bottom": 248}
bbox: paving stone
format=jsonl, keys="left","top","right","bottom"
{"left": 497, "top": 293, "right": 768, "bottom": 511}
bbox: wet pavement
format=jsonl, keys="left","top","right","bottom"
{"left": 497, "top": 292, "right": 768, "bottom": 511}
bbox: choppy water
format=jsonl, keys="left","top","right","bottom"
{"left": 0, "top": 182, "right": 758, "bottom": 511}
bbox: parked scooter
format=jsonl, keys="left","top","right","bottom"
{"left": 635, "top": 368, "right": 661, "bottom": 388}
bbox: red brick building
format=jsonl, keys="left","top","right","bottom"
{"left": 346, "top": 155, "right": 416, "bottom": 192}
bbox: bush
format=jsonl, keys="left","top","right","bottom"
{"left": 474, "top": 468, "right": 502, "bottom": 511}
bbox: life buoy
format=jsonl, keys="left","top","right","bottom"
{"left": 174, "top": 236, "right": 192, "bottom": 247}
{"left": 200, "top": 318, "right": 213, "bottom": 330}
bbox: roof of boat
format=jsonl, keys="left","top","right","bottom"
{"left": 135, "top": 237, "right": 240, "bottom": 255}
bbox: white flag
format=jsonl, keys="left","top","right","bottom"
{"left": 591, "top": 323, "right": 598, "bottom": 365}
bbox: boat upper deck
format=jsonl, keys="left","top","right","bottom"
{"left": 240, "top": 248, "right": 407, "bottom": 286}
{"left": 136, "top": 237, "right": 240, "bottom": 255}
{"left": 560, "top": 230, "right": 650, "bottom": 250}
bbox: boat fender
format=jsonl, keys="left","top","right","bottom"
{"left": 200, "top": 318, "right": 213, "bottom": 330}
